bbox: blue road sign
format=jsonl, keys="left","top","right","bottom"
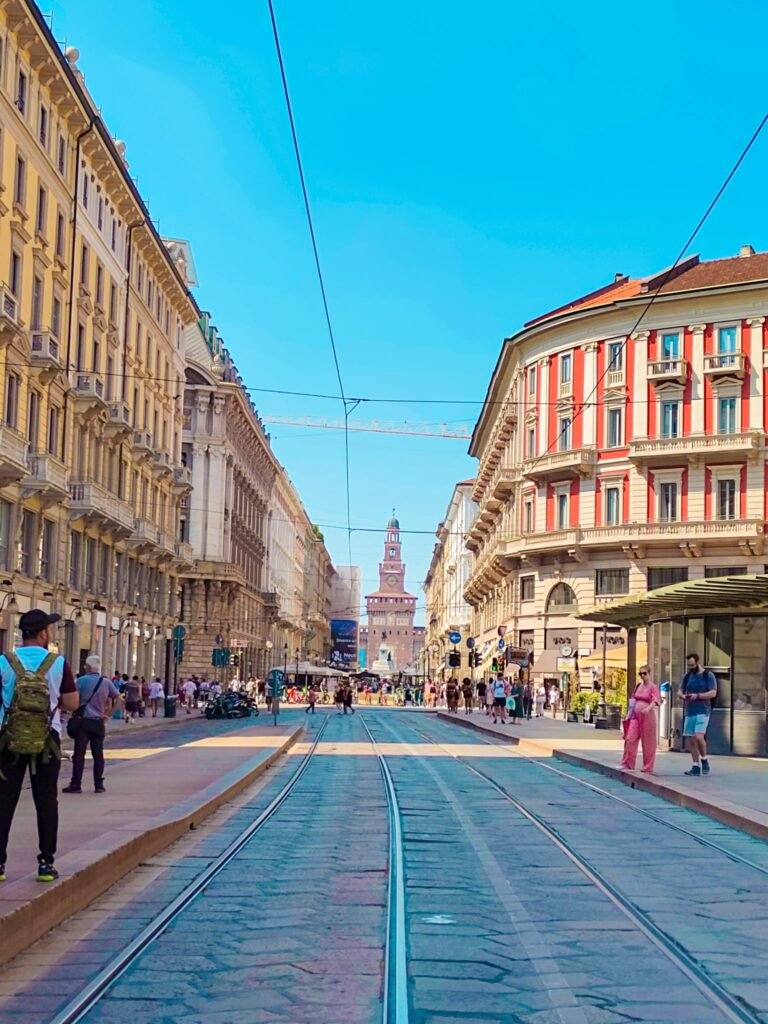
{"left": 173, "top": 624, "right": 186, "bottom": 640}
{"left": 466, "top": 637, "right": 475, "bottom": 649}
{"left": 449, "top": 630, "right": 461, "bottom": 645}
{"left": 498, "top": 639, "right": 505, "bottom": 650}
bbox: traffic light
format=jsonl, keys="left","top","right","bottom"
{"left": 448, "top": 649, "right": 460, "bottom": 668}
{"left": 228, "top": 652, "right": 240, "bottom": 668}
{"left": 491, "top": 657, "right": 499, "bottom": 673}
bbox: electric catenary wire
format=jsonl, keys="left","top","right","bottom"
{"left": 266, "top": 0, "right": 356, "bottom": 570}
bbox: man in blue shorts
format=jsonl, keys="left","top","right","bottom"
{"left": 679, "top": 652, "right": 717, "bottom": 777}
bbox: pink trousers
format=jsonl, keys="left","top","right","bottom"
{"left": 620, "top": 710, "right": 657, "bottom": 772}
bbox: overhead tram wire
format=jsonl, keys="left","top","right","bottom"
{"left": 266, "top": 0, "right": 356, "bottom": 568}
{"left": 542, "top": 107, "right": 768, "bottom": 459}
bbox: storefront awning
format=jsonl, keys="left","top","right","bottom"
{"left": 530, "top": 649, "right": 561, "bottom": 677}
{"left": 577, "top": 574, "right": 768, "bottom": 629}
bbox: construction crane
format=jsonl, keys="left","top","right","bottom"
{"left": 262, "top": 416, "right": 471, "bottom": 439}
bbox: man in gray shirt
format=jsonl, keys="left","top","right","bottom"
{"left": 63, "top": 656, "right": 119, "bottom": 794}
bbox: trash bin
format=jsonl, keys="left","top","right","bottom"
{"left": 164, "top": 695, "right": 177, "bottom": 718}
{"left": 605, "top": 703, "right": 622, "bottom": 730}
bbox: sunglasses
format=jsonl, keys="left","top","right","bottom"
{"left": 639, "top": 670, "right": 649, "bottom": 676}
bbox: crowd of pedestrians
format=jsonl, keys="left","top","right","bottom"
{"left": 434, "top": 675, "right": 557, "bottom": 722}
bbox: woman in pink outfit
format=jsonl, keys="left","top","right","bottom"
{"left": 620, "top": 666, "right": 662, "bottom": 773}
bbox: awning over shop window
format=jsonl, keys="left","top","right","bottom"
{"left": 530, "top": 649, "right": 561, "bottom": 677}
{"left": 576, "top": 575, "right": 768, "bottom": 629}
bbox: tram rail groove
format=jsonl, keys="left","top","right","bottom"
{"left": 370, "top": 716, "right": 761, "bottom": 1024}
{"left": 432, "top": 714, "right": 768, "bottom": 879}
{"left": 359, "top": 714, "right": 410, "bottom": 1024}
{"left": 47, "top": 715, "right": 332, "bottom": 1024}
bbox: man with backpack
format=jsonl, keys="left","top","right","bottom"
{"left": 62, "top": 656, "right": 120, "bottom": 795}
{"left": 679, "top": 652, "right": 718, "bottom": 777}
{"left": 0, "top": 610, "right": 78, "bottom": 883}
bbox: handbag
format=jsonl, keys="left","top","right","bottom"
{"left": 67, "top": 676, "right": 106, "bottom": 739}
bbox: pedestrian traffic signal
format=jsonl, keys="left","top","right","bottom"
{"left": 448, "top": 650, "right": 460, "bottom": 667}
{"left": 491, "top": 657, "right": 499, "bottom": 673}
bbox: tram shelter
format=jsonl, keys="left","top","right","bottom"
{"left": 578, "top": 574, "right": 768, "bottom": 758}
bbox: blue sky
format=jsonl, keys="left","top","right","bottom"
{"left": 50, "top": 0, "right": 768, "bottom": 621}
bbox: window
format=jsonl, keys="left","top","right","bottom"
{"left": 111, "top": 219, "right": 117, "bottom": 252}
{"left": 80, "top": 243, "right": 89, "bottom": 286}
{"left": 660, "top": 400, "right": 679, "bottom": 438}
{"left": 0, "top": 500, "right": 11, "bottom": 571}
{"left": 718, "top": 397, "right": 737, "bottom": 435}
{"left": 717, "top": 478, "right": 737, "bottom": 520}
{"left": 13, "top": 154, "right": 25, "bottom": 205}
{"left": 35, "top": 185, "right": 46, "bottom": 235}
{"left": 57, "top": 135, "right": 66, "bottom": 176}
{"left": 556, "top": 490, "right": 569, "bottom": 529}
{"left": 55, "top": 210, "right": 65, "bottom": 258}
{"left": 47, "top": 405, "right": 59, "bottom": 455}
{"left": 520, "top": 575, "right": 535, "bottom": 601}
{"left": 718, "top": 325, "right": 737, "bottom": 354}
{"left": 706, "top": 565, "right": 748, "bottom": 578}
{"left": 76, "top": 323, "right": 85, "bottom": 371}
{"left": 605, "top": 485, "right": 621, "bottom": 525}
{"left": 659, "top": 481, "right": 678, "bottom": 522}
{"left": 596, "top": 568, "right": 629, "bottom": 596}
{"left": 52, "top": 296, "right": 62, "bottom": 338}
{"left": 99, "top": 542, "right": 110, "bottom": 593}
{"left": 647, "top": 567, "right": 688, "bottom": 590}
{"left": 27, "top": 389, "right": 39, "bottom": 449}
{"left": 82, "top": 173, "right": 89, "bottom": 207}
{"left": 40, "top": 520, "right": 55, "bottom": 581}
{"left": 661, "top": 332, "right": 680, "bottom": 361}
{"left": 527, "top": 426, "right": 536, "bottom": 459}
{"left": 528, "top": 365, "right": 536, "bottom": 396}
{"left": 97, "top": 196, "right": 104, "bottom": 230}
{"left": 559, "top": 416, "right": 571, "bottom": 451}
{"left": 96, "top": 263, "right": 104, "bottom": 306}
{"left": 69, "top": 531, "right": 82, "bottom": 588}
{"left": 560, "top": 353, "right": 572, "bottom": 384}
{"left": 4, "top": 373, "right": 19, "bottom": 428}
{"left": 135, "top": 321, "right": 142, "bottom": 361}
{"left": 9, "top": 250, "right": 21, "bottom": 297}
{"left": 20, "top": 510, "right": 35, "bottom": 577}
{"left": 109, "top": 282, "right": 117, "bottom": 323}
{"left": 16, "top": 69, "right": 26, "bottom": 114}
{"left": 31, "top": 274, "right": 43, "bottom": 329}
{"left": 523, "top": 497, "right": 534, "bottom": 533}
{"left": 607, "top": 408, "right": 623, "bottom": 447}
{"left": 38, "top": 104, "right": 48, "bottom": 147}
{"left": 547, "top": 582, "right": 577, "bottom": 610}
{"left": 84, "top": 536, "right": 96, "bottom": 592}
{"left": 608, "top": 341, "right": 623, "bottom": 370}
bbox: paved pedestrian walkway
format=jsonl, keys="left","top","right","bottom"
{"left": 0, "top": 712, "right": 305, "bottom": 966}
{"left": 438, "top": 709, "right": 768, "bottom": 841}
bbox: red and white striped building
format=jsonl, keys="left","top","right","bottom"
{"left": 466, "top": 246, "right": 768, "bottom": 678}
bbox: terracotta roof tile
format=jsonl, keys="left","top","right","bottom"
{"left": 655, "top": 251, "right": 768, "bottom": 293}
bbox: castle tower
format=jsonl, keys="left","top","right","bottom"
{"left": 364, "top": 511, "right": 417, "bottom": 673}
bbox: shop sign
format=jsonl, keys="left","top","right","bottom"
{"left": 595, "top": 627, "right": 626, "bottom": 648}
{"left": 544, "top": 629, "right": 577, "bottom": 651}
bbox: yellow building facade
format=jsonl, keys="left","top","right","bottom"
{"left": 0, "top": 0, "right": 197, "bottom": 677}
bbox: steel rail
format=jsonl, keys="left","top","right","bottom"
{"left": 48, "top": 714, "right": 332, "bottom": 1024}
{"left": 434, "top": 714, "right": 768, "bottom": 879}
{"left": 390, "top": 718, "right": 761, "bottom": 1024}
{"left": 359, "top": 715, "right": 410, "bottom": 1024}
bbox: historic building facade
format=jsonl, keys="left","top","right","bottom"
{"left": 0, "top": 3, "right": 197, "bottom": 678}
{"left": 466, "top": 247, "right": 768, "bottom": 682}
{"left": 364, "top": 514, "right": 419, "bottom": 672}
{"left": 423, "top": 480, "right": 477, "bottom": 678}
{"left": 180, "top": 307, "right": 280, "bottom": 681}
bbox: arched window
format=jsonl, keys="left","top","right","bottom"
{"left": 546, "top": 582, "right": 577, "bottom": 612}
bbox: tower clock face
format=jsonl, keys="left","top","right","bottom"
{"left": 386, "top": 574, "right": 399, "bottom": 588}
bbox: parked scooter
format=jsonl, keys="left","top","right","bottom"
{"left": 205, "top": 691, "right": 258, "bottom": 720}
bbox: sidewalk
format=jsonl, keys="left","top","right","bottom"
{"left": 437, "top": 710, "right": 768, "bottom": 842}
{"left": 0, "top": 714, "right": 304, "bottom": 966}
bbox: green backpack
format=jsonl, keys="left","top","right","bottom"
{"left": 0, "top": 651, "right": 59, "bottom": 764}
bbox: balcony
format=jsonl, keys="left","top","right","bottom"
{"left": 0, "top": 424, "right": 28, "bottom": 483}
{"left": 581, "top": 519, "right": 764, "bottom": 556}
{"left": 703, "top": 351, "right": 746, "bottom": 380}
{"left": 105, "top": 401, "right": 132, "bottom": 441}
{"left": 647, "top": 358, "right": 688, "bottom": 386}
{"left": 69, "top": 479, "right": 134, "bottom": 537}
{"left": 129, "top": 517, "right": 160, "bottom": 552}
{"left": 504, "top": 530, "right": 580, "bottom": 558}
{"left": 132, "top": 429, "right": 154, "bottom": 460}
{"left": 172, "top": 465, "right": 193, "bottom": 495}
{"left": 152, "top": 450, "right": 173, "bottom": 479}
{"left": 22, "top": 453, "right": 68, "bottom": 506}
{"left": 72, "top": 373, "right": 106, "bottom": 417}
{"left": 0, "top": 286, "right": 23, "bottom": 347}
{"left": 174, "top": 540, "right": 195, "bottom": 566}
{"left": 629, "top": 430, "right": 763, "bottom": 465}
{"left": 522, "top": 446, "right": 597, "bottom": 482}
{"left": 605, "top": 367, "right": 625, "bottom": 389}
{"left": 29, "top": 330, "right": 64, "bottom": 383}
{"left": 157, "top": 529, "right": 176, "bottom": 555}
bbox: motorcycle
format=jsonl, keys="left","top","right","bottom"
{"left": 204, "top": 691, "right": 259, "bottom": 720}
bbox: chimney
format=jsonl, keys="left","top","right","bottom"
{"left": 614, "top": 273, "right": 624, "bottom": 282}
{"left": 740, "top": 244, "right": 755, "bottom": 258}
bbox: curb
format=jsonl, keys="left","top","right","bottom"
{"left": 436, "top": 712, "right": 768, "bottom": 843}
{"left": 0, "top": 724, "right": 304, "bottom": 967}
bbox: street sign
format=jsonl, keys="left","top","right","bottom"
{"left": 449, "top": 630, "right": 461, "bottom": 645}
{"left": 231, "top": 638, "right": 248, "bottom": 648}
{"left": 173, "top": 625, "right": 186, "bottom": 639}
{"left": 466, "top": 637, "right": 475, "bottom": 649}
{"left": 498, "top": 639, "right": 505, "bottom": 650}
{"left": 211, "top": 647, "right": 230, "bottom": 667}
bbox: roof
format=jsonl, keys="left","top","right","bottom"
{"left": 655, "top": 251, "right": 768, "bottom": 293}
{"left": 365, "top": 590, "right": 417, "bottom": 600}
{"left": 576, "top": 575, "right": 768, "bottom": 629}
{"left": 525, "top": 275, "right": 644, "bottom": 326}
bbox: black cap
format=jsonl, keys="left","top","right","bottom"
{"left": 19, "top": 609, "right": 61, "bottom": 635}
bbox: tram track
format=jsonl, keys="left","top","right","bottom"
{"left": 48, "top": 713, "right": 334, "bottom": 1024}
{"left": 366, "top": 712, "right": 763, "bottom": 1024}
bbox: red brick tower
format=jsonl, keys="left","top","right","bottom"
{"left": 365, "top": 512, "right": 417, "bottom": 672}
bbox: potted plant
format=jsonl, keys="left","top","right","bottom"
{"left": 571, "top": 690, "right": 600, "bottom": 723}
{"left": 569, "top": 691, "right": 586, "bottom": 722}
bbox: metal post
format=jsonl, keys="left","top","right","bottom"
{"left": 596, "top": 623, "right": 608, "bottom": 727}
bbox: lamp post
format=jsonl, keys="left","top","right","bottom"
{"left": 595, "top": 623, "right": 608, "bottom": 728}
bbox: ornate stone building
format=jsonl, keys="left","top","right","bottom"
{"left": 364, "top": 514, "right": 419, "bottom": 673}
{"left": 180, "top": 307, "right": 279, "bottom": 680}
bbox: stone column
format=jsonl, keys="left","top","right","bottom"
{"left": 538, "top": 357, "right": 550, "bottom": 453}
{"left": 747, "top": 317, "right": 765, "bottom": 430}
{"left": 689, "top": 324, "right": 706, "bottom": 435}
{"left": 631, "top": 331, "right": 649, "bottom": 440}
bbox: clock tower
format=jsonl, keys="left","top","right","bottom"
{"left": 365, "top": 511, "right": 418, "bottom": 673}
